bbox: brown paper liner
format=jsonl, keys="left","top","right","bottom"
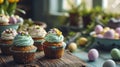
{"left": 34, "top": 42, "right": 43, "bottom": 51}
{"left": 43, "top": 44, "right": 64, "bottom": 59}
{"left": 10, "top": 46, "right": 37, "bottom": 64}
{"left": 0, "top": 40, "right": 13, "bottom": 55}
{"left": 12, "top": 52, "right": 36, "bottom": 64}
{"left": 0, "top": 45, "right": 12, "bottom": 55}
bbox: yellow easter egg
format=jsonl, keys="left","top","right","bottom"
{"left": 93, "top": 34, "right": 97, "bottom": 37}
{"left": 101, "top": 28, "right": 111, "bottom": 35}
{"left": 78, "top": 37, "right": 88, "bottom": 46}
{"left": 114, "top": 33, "right": 119, "bottom": 39}
{"left": 68, "top": 42, "right": 77, "bottom": 52}
{"left": 101, "top": 30, "right": 107, "bottom": 35}
{"left": 104, "top": 27, "right": 110, "bottom": 31}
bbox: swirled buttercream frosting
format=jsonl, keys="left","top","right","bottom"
{"left": 28, "top": 25, "right": 47, "bottom": 38}
{"left": 45, "top": 28, "right": 64, "bottom": 42}
{"left": 1, "top": 28, "right": 17, "bottom": 40}
{"left": 13, "top": 31, "right": 34, "bottom": 46}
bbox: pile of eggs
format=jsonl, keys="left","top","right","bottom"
{"left": 90, "top": 25, "right": 120, "bottom": 39}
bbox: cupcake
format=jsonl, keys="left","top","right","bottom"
{"left": 10, "top": 31, "right": 37, "bottom": 64}
{"left": 0, "top": 14, "right": 9, "bottom": 25}
{"left": 43, "top": 28, "right": 66, "bottom": 59}
{"left": 28, "top": 25, "right": 47, "bottom": 51}
{"left": 0, "top": 28, "right": 17, "bottom": 55}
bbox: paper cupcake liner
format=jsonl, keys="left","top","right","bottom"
{"left": 0, "top": 45, "right": 12, "bottom": 55}
{"left": 0, "top": 43, "right": 12, "bottom": 46}
{"left": 12, "top": 52, "right": 36, "bottom": 64}
{"left": 43, "top": 45, "right": 64, "bottom": 59}
{"left": 34, "top": 40, "right": 44, "bottom": 51}
{"left": 10, "top": 47, "right": 37, "bottom": 64}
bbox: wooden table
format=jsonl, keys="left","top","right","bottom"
{"left": 0, "top": 51, "right": 86, "bottom": 67}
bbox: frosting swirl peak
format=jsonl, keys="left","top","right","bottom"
{"left": 13, "top": 31, "right": 34, "bottom": 46}
{"left": 28, "top": 25, "right": 47, "bottom": 38}
{"left": 45, "top": 28, "right": 64, "bottom": 42}
{"left": 1, "top": 28, "right": 17, "bottom": 40}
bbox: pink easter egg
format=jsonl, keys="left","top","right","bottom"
{"left": 88, "top": 49, "right": 99, "bottom": 61}
{"left": 96, "top": 34, "right": 103, "bottom": 38}
{"left": 95, "top": 25, "right": 103, "bottom": 34}
{"left": 9, "top": 16, "right": 17, "bottom": 24}
{"left": 104, "top": 30, "right": 114, "bottom": 39}
{"left": 116, "top": 27, "right": 120, "bottom": 35}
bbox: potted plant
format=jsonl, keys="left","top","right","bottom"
{"left": 66, "top": 0, "right": 89, "bottom": 27}
{"left": 0, "top": 0, "right": 25, "bottom": 36}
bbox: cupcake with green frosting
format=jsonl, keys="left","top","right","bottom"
{"left": 43, "top": 28, "right": 66, "bottom": 59}
{"left": 10, "top": 31, "right": 37, "bottom": 64}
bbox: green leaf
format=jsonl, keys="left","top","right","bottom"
{"left": 7, "top": 3, "right": 17, "bottom": 16}
{"left": 16, "top": 8, "right": 26, "bottom": 14}
{"left": 0, "top": 9, "right": 4, "bottom": 14}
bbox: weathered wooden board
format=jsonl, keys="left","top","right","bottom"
{"left": 0, "top": 51, "right": 86, "bottom": 67}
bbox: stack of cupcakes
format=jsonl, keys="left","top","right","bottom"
{"left": 43, "top": 28, "right": 66, "bottom": 59}
{"left": 0, "top": 28, "right": 17, "bottom": 55}
{"left": 28, "top": 25, "right": 47, "bottom": 51}
{"left": 10, "top": 31, "right": 37, "bottom": 64}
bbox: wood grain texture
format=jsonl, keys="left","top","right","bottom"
{"left": 0, "top": 50, "right": 86, "bottom": 67}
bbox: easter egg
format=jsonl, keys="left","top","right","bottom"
{"left": 103, "top": 60, "right": 116, "bottom": 67}
{"left": 88, "top": 49, "right": 99, "bottom": 61}
{"left": 104, "top": 27, "right": 110, "bottom": 31}
{"left": 77, "top": 37, "right": 88, "bottom": 46}
{"left": 96, "top": 34, "right": 103, "bottom": 38}
{"left": 9, "top": 16, "right": 17, "bottom": 24}
{"left": 90, "top": 31, "right": 96, "bottom": 37}
{"left": 116, "top": 27, "right": 120, "bottom": 34}
{"left": 68, "top": 42, "right": 77, "bottom": 52}
{"left": 111, "top": 48, "right": 120, "bottom": 60}
{"left": 114, "top": 33, "right": 119, "bottom": 39}
{"left": 104, "top": 30, "right": 114, "bottom": 39}
{"left": 16, "top": 16, "right": 24, "bottom": 23}
{"left": 101, "top": 27, "right": 110, "bottom": 35}
{"left": 95, "top": 25, "right": 103, "bottom": 34}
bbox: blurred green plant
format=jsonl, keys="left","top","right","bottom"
{"left": 65, "top": 0, "right": 87, "bottom": 26}
{"left": 0, "top": 0, "right": 25, "bottom": 16}
{"left": 66, "top": 0, "right": 85, "bottom": 15}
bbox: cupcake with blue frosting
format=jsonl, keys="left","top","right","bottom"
{"left": 43, "top": 28, "right": 66, "bottom": 59}
{"left": 10, "top": 31, "right": 37, "bottom": 64}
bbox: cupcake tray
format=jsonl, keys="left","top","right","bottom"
{"left": 0, "top": 50, "right": 86, "bottom": 67}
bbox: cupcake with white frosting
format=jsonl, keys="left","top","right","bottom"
{"left": 28, "top": 25, "right": 47, "bottom": 51}
{"left": 0, "top": 28, "right": 17, "bottom": 55}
